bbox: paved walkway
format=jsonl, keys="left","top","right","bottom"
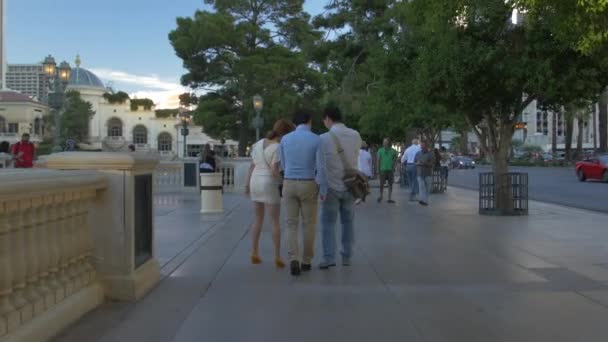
{"left": 54, "top": 186, "right": 608, "bottom": 342}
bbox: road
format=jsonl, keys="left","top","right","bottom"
{"left": 448, "top": 165, "right": 608, "bottom": 213}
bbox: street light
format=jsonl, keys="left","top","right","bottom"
{"left": 43, "top": 54, "right": 72, "bottom": 152}
{"left": 178, "top": 109, "right": 192, "bottom": 158}
{"left": 253, "top": 94, "right": 264, "bottom": 141}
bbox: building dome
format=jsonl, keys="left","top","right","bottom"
{"left": 68, "top": 67, "right": 105, "bottom": 90}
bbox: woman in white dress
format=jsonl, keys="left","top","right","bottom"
{"left": 245, "top": 119, "right": 295, "bottom": 268}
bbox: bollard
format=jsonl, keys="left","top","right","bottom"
{"left": 200, "top": 173, "right": 224, "bottom": 214}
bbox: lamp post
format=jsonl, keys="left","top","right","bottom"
{"left": 253, "top": 94, "right": 264, "bottom": 141}
{"left": 43, "top": 55, "right": 72, "bottom": 152}
{"left": 178, "top": 109, "right": 192, "bottom": 158}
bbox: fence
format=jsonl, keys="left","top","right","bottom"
{"left": 479, "top": 172, "right": 529, "bottom": 216}
{"left": 0, "top": 170, "right": 106, "bottom": 341}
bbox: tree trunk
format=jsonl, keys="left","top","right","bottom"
{"left": 238, "top": 111, "right": 249, "bottom": 156}
{"left": 552, "top": 111, "right": 558, "bottom": 155}
{"left": 459, "top": 128, "right": 468, "bottom": 155}
{"left": 577, "top": 117, "right": 584, "bottom": 158}
{"left": 492, "top": 122, "right": 515, "bottom": 212}
{"left": 565, "top": 110, "right": 574, "bottom": 161}
{"left": 599, "top": 89, "right": 608, "bottom": 153}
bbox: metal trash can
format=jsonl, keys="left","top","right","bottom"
{"left": 479, "top": 172, "right": 528, "bottom": 216}
{"left": 200, "top": 173, "right": 224, "bottom": 214}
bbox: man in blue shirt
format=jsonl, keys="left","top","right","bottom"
{"left": 280, "top": 109, "right": 325, "bottom": 276}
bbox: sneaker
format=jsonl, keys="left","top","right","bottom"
{"left": 301, "top": 263, "right": 312, "bottom": 272}
{"left": 319, "top": 261, "right": 336, "bottom": 270}
{"left": 342, "top": 258, "right": 351, "bottom": 266}
{"left": 387, "top": 199, "right": 395, "bottom": 204}
{"left": 419, "top": 201, "right": 428, "bottom": 206}
{"left": 377, "top": 197, "right": 382, "bottom": 203}
{"left": 290, "top": 261, "right": 301, "bottom": 276}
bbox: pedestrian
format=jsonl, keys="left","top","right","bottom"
{"left": 377, "top": 138, "right": 398, "bottom": 203}
{"left": 199, "top": 144, "right": 216, "bottom": 173}
{"left": 245, "top": 119, "right": 295, "bottom": 268}
{"left": 439, "top": 146, "right": 450, "bottom": 190}
{"left": 11, "top": 133, "right": 36, "bottom": 168}
{"left": 317, "top": 106, "right": 362, "bottom": 269}
{"left": 402, "top": 139, "right": 421, "bottom": 201}
{"left": 358, "top": 141, "right": 372, "bottom": 179}
{"left": 280, "top": 108, "right": 324, "bottom": 276}
{"left": 399, "top": 143, "right": 409, "bottom": 188}
{"left": 415, "top": 141, "right": 435, "bottom": 206}
{"left": 0, "top": 141, "right": 9, "bottom": 154}
{"left": 128, "top": 144, "right": 136, "bottom": 152}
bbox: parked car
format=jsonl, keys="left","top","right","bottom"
{"left": 575, "top": 154, "right": 608, "bottom": 182}
{"left": 451, "top": 156, "right": 476, "bottom": 169}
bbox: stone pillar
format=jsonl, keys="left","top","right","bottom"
{"left": 46, "top": 152, "right": 161, "bottom": 301}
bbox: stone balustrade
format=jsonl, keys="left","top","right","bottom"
{"left": 154, "top": 161, "right": 183, "bottom": 192}
{"left": 0, "top": 170, "right": 106, "bottom": 342}
{"left": 0, "top": 153, "right": 11, "bottom": 169}
{"left": 217, "top": 157, "right": 251, "bottom": 193}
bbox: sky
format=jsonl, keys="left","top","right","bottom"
{"left": 6, "top": 0, "right": 326, "bottom": 108}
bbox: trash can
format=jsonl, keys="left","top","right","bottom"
{"left": 431, "top": 169, "right": 445, "bottom": 194}
{"left": 200, "top": 173, "right": 224, "bottom": 214}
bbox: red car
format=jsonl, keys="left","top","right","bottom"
{"left": 576, "top": 154, "right": 608, "bottom": 182}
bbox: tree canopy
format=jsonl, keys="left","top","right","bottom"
{"left": 61, "top": 91, "right": 95, "bottom": 143}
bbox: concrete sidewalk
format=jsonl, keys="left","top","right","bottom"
{"left": 54, "top": 187, "right": 608, "bottom": 342}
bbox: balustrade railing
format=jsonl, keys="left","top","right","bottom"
{"left": 154, "top": 162, "right": 183, "bottom": 192}
{"left": 0, "top": 170, "right": 106, "bottom": 339}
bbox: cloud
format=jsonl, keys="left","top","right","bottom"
{"left": 89, "top": 68, "right": 187, "bottom": 109}
{"left": 90, "top": 68, "right": 182, "bottom": 91}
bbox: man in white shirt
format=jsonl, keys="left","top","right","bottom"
{"left": 402, "top": 139, "right": 421, "bottom": 201}
{"left": 317, "top": 105, "right": 362, "bottom": 269}
{"left": 358, "top": 142, "right": 372, "bottom": 178}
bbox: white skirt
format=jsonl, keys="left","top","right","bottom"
{"left": 250, "top": 174, "right": 281, "bottom": 204}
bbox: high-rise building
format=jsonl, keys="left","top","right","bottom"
{"left": 5, "top": 63, "right": 49, "bottom": 101}
{"left": 1, "top": 0, "right": 6, "bottom": 90}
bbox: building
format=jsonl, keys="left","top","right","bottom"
{"left": 0, "top": 90, "right": 49, "bottom": 144}
{"left": 514, "top": 100, "right": 602, "bottom": 152}
{"left": 1, "top": 0, "right": 6, "bottom": 90}
{"left": 5, "top": 63, "right": 49, "bottom": 101}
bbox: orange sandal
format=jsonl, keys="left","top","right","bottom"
{"left": 251, "top": 255, "right": 262, "bottom": 264}
{"left": 274, "top": 257, "right": 286, "bottom": 268}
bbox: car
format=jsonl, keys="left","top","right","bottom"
{"left": 575, "top": 154, "right": 608, "bottom": 183}
{"left": 451, "top": 156, "right": 476, "bottom": 169}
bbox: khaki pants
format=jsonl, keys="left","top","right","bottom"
{"left": 283, "top": 180, "right": 319, "bottom": 264}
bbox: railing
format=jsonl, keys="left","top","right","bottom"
{"left": 154, "top": 161, "right": 183, "bottom": 192}
{"left": 217, "top": 158, "right": 251, "bottom": 193}
{"left": 0, "top": 170, "right": 106, "bottom": 340}
{"left": 0, "top": 153, "right": 11, "bottom": 169}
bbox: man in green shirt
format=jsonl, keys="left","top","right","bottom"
{"left": 377, "top": 138, "right": 398, "bottom": 203}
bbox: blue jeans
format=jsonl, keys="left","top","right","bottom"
{"left": 406, "top": 164, "right": 418, "bottom": 199}
{"left": 321, "top": 189, "right": 355, "bottom": 263}
{"left": 399, "top": 164, "right": 408, "bottom": 188}
{"left": 418, "top": 176, "right": 432, "bottom": 203}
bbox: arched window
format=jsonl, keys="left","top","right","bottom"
{"left": 157, "top": 132, "right": 172, "bottom": 152}
{"left": 0, "top": 116, "right": 5, "bottom": 133}
{"left": 133, "top": 125, "right": 148, "bottom": 144}
{"left": 34, "top": 118, "right": 42, "bottom": 135}
{"left": 107, "top": 118, "right": 123, "bottom": 137}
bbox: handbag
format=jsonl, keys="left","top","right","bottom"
{"left": 329, "top": 132, "right": 370, "bottom": 200}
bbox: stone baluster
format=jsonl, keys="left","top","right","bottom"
{"left": 57, "top": 195, "right": 73, "bottom": 298}
{"left": 8, "top": 201, "right": 31, "bottom": 324}
{"left": 74, "top": 192, "right": 90, "bottom": 287}
{"left": 33, "top": 196, "right": 53, "bottom": 310}
{"left": 66, "top": 192, "right": 82, "bottom": 292}
{"left": 0, "top": 204, "right": 16, "bottom": 336}
{"left": 22, "top": 200, "right": 44, "bottom": 317}
{"left": 47, "top": 193, "right": 63, "bottom": 302}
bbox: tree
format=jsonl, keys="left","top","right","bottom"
{"left": 399, "top": 0, "right": 608, "bottom": 212}
{"left": 600, "top": 89, "right": 608, "bottom": 152}
{"left": 60, "top": 91, "right": 95, "bottom": 143}
{"left": 169, "top": 0, "right": 322, "bottom": 155}
{"left": 516, "top": 0, "right": 608, "bottom": 54}
{"left": 103, "top": 91, "right": 130, "bottom": 104}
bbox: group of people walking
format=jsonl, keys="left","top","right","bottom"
{"left": 245, "top": 106, "right": 361, "bottom": 276}
{"left": 373, "top": 139, "right": 450, "bottom": 206}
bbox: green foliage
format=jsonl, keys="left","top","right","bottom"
{"left": 169, "top": 0, "right": 323, "bottom": 153}
{"left": 179, "top": 93, "right": 198, "bottom": 107}
{"left": 155, "top": 109, "right": 179, "bottom": 118}
{"left": 516, "top": 0, "right": 608, "bottom": 54}
{"left": 60, "top": 91, "right": 95, "bottom": 142}
{"left": 103, "top": 91, "right": 130, "bottom": 104}
{"left": 130, "top": 98, "right": 155, "bottom": 111}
